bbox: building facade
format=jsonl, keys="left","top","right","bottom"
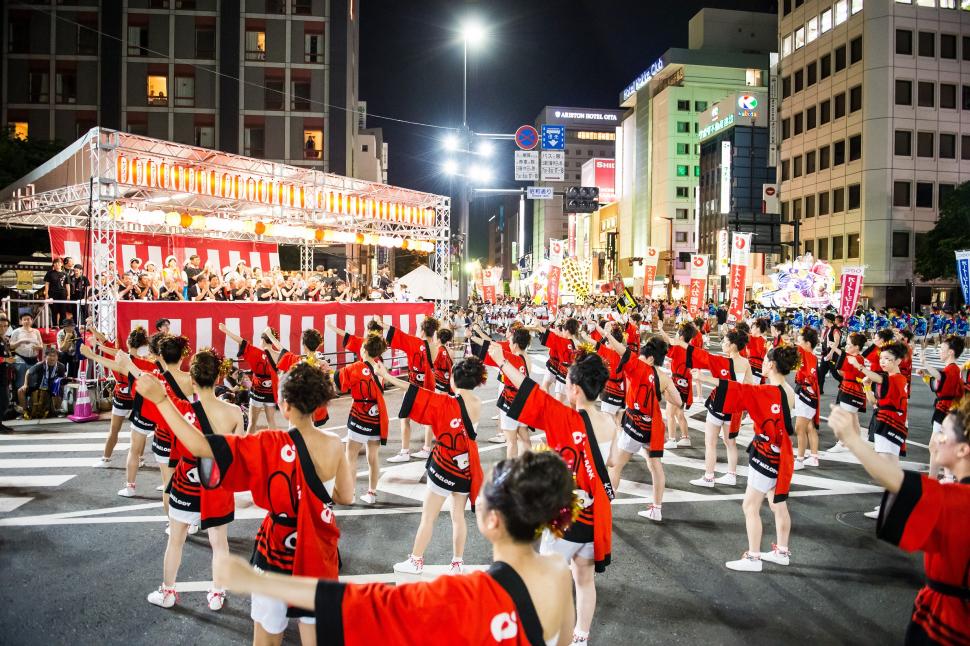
{"left": 617, "top": 8, "right": 776, "bottom": 291}
{"left": 776, "top": 0, "right": 970, "bottom": 307}
{"left": 2, "top": 0, "right": 360, "bottom": 175}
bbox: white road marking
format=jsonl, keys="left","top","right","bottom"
{"left": 0, "top": 443, "right": 130, "bottom": 454}
{"left": 0, "top": 458, "right": 114, "bottom": 469}
{"left": 0, "top": 475, "right": 76, "bottom": 487}
{"left": 0, "top": 432, "right": 130, "bottom": 441}
{"left": 0, "top": 497, "right": 33, "bottom": 512}
{"left": 173, "top": 565, "right": 491, "bottom": 592}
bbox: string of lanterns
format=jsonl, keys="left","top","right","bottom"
{"left": 104, "top": 203, "right": 437, "bottom": 253}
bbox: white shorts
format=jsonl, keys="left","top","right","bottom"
{"left": 168, "top": 507, "right": 200, "bottom": 527}
{"left": 251, "top": 591, "right": 315, "bottom": 635}
{"left": 154, "top": 451, "right": 169, "bottom": 465}
{"left": 838, "top": 402, "right": 860, "bottom": 413}
{"left": 249, "top": 400, "right": 276, "bottom": 410}
{"left": 112, "top": 406, "right": 130, "bottom": 418}
{"left": 748, "top": 469, "right": 777, "bottom": 495}
{"left": 129, "top": 422, "right": 153, "bottom": 437}
{"left": 601, "top": 402, "right": 622, "bottom": 416}
{"left": 794, "top": 399, "right": 817, "bottom": 421}
{"left": 539, "top": 530, "right": 594, "bottom": 562}
{"left": 616, "top": 431, "right": 646, "bottom": 455}
{"left": 706, "top": 411, "right": 730, "bottom": 428}
{"left": 874, "top": 434, "right": 901, "bottom": 456}
{"left": 347, "top": 430, "right": 380, "bottom": 445}
{"left": 426, "top": 479, "right": 469, "bottom": 500}
{"left": 499, "top": 411, "right": 520, "bottom": 432}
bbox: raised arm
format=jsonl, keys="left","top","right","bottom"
{"left": 920, "top": 350, "right": 941, "bottom": 382}
{"left": 134, "top": 373, "right": 213, "bottom": 458}
{"left": 79, "top": 343, "right": 125, "bottom": 373}
{"left": 373, "top": 362, "right": 410, "bottom": 390}
{"left": 828, "top": 406, "right": 904, "bottom": 493}
{"left": 324, "top": 320, "right": 349, "bottom": 338}
{"left": 847, "top": 354, "right": 884, "bottom": 384}
{"left": 262, "top": 327, "right": 283, "bottom": 352}
{"left": 218, "top": 322, "right": 244, "bottom": 346}
{"left": 487, "top": 343, "right": 526, "bottom": 389}
{"left": 597, "top": 322, "right": 628, "bottom": 356}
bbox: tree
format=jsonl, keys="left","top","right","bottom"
{"left": 0, "top": 127, "right": 67, "bottom": 190}
{"left": 915, "top": 182, "right": 970, "bottom": 281}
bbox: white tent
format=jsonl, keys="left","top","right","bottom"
{"left": 398, "top": 264, "right": 452, "bottom": 301}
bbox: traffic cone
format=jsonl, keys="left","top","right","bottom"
{"left": 68, "top": 359, "right": 100, "bottom": 423}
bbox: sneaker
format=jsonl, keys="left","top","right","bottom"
{"left": 570, "top": 634, "right": 589, "bottom": 646}
{"left": 393, "top": 554, "right": 424, "bottom": 574}
{"left": 138, "top": 459, "right": 145, "bottom": 468}
{"left": 760, "top": 545, "right": 791, "bottom": 566}
{"left": 147, "top": 586, "right": 178, "bottom": 608}
{"left": 487, "top": 435, "right": 507, "bottom": 444}
{"left": 386, "top": 451, "right": 411, "bottom": 463}
{"left": 864, "top": 508, "right": 880, "bottom": 519}
{"left": 206, "top": 589, "right": 226, "bottom": 611}
{"left": 793, "top": 458, "right": 805, "bottom": 471}
{"left": 412, "top": 447, "right": 431, "bottom": 460}
{"left": 941, "top": 475, "right": 958, "bottom": 484}
{"left": 449, "top": 559, "right": 464, "bottom": 575}
{"left": 826, "top": 442, "right": 849, "bottom": 454}
{"left": 155, "top": 484, "right": 164, "bottom": 492}
{"left": 165, "top": 523, "right": 170, "bottom": 536}
{"left": 94, "top": 457, "right": 112, "bottom": 468}
{"left": 637, "top": 504, "right": 662, "bottom": 522}
{"left": 725, "top": 552, "right": 763, "bottom": 572}
{"left": 663, "top": 439, "right": 678, "bottom": 450}
{"left": 689, "top": 475, "right": 716, "bottom": 488}
{"left": 677, "top": 437, "right": 692, "bottom": 447}
{"left": 714, "top": 473, "right": 737, "bottom": 486}
{"left": 187, "top": 524, "right": 199, "bottom": 535}
{"left": 804, "top": 455, "right": 820, "bottom": 467}
{"left": 360, "top": 491, "right": 377, "bottom": 505}
{"left": 118, "top": 483, "right": 136, "bottom": 497}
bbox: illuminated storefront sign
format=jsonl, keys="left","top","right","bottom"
{"left": 720, "top": 142, "right": 732, "bottom": 215}
{"left": 621, "top": 57, "right": 666, "bottom": 101}
{"left": 699, "top": 92, "right": 768, "bottom": 142}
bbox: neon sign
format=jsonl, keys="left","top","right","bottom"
{"left": 622, "top": 57, "right": 665, "bottom": 101}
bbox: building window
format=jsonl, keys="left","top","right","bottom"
{"left": 793, "top": 155, "right": 803, "bottom": 177}
{"left": 895, "top": 80, "right": 912, "bottom": 105}
{"left": 794, "top": 69, "right": 804, "bottom": 93}
{"left": 817, "top": 237, "right": 829, "bottom": 260}
{"left": 805, "top": 194, "right": 816, "bottom": 217}
{"left": 745, "top": 69, "right": 762, "bottom": 86}
{"left": 807, "top": 62, "right": 817, "bottom": 86}
{"left": 194, "top": 126, "right": 214, "bottom": 148}
{"left": 917, "top": 81, "right": 935, "bottom": 108}
{"left": 939, "top": 184, "right": 955, "bottom": 207}
{"left": 915, "top": 182, "right": 934, "bottom": 208}
{"left": 849, "top": 134, "right": 862, "bottom": 161}
{"left": 675, "top": 232, "right": 688, "bottom": 243}
{"left": 806, "top": 150, "right": 816, "bottom": 174}
{"left": 963, "top": 86, "right": 970, "bottom": 110}
{"left": 782, "top": 76, "right": 792, "bottom": 98}
{"left": 781, "top": 159, "right": 790, "bottom": 181}
{"left": 851, "top": 0, "right": 863, "bottom": 13}
{"left": 676, "top": 165, "right": 689, "bottom": 177}
{"left": 821, "top": 9, "right": 833, "bottom": 32}
{"left": 8, "top": 122, "right": 28, "bottom": 140}
{"left": 834, "top": 140, "right": 846, "bottom": 165}
{"left": 941, "top": 34, "right": 957, "bottom": 59}
{"left": 77, "top": 22, "right": 98, "bottom": 55}
{"left": 676, "top": 142, "right": 689, "bottom": 155}
{"left": 917, "top": 131, "right": 934, "bottom": 157}
{"left": 793, "top": 198, "right": 802, "bottom": 221}
{"left": 147, "top": 75, "right": 167, "bottom": 106}
{"left": 783, "top": 34, "right": 793, "bottom": 57}
{"left": 892, "top": 232, "right": 910, "bottom": 258}
{"left": 896, "top": 29, "right": 913, "bottom": 55}
{"left": 835, "top": 45, "right": 847, "bottom": 72}
{"left": 964, "top": 36, "right": 970, "bottom": 61}
{"left": 694, "top": 166, "right": 700, "bottom": 177}
{"left": 918, "top": 31, "right": 935, "bottom": 58}
{"left": 835, "top": 0, "right": 848, "bottom": 25}
{"left": 676, "top": 121, "right": 690, "bottom": 133}
{"left": 833, "top": 187, "right": 845, "bottom": 212}
{"left": 264, "top": 77, "right": 284, "bottom": 110}
{"left": 820, "top": 99, "right": 831, "bottom": 124}
{"left": 677, "top": 99, "right": 690, "bottom": 111}
{"left": 850, "top": 37, "right": 863, "bottom": 64}
{"left": 694, "top": 101, "right": 708, "bottom": 112}
{"left": 894, "top": 181, "right": 911, "bottom": 207}
{"left": 940, "top": 84, "right": 956, "bottom": 109}
{"left": 818, "top": 191, "right": 830, "bottom": 216}
{"left": 244, "top": 127, "right": 265, "bottom": 157}
{"left": 195, "top": 27, "right": 215, "bottom": 59}
{"left": 675, "top": 208, "right": 689, "bottom": 220}
{"left": 940, "top": 133, "right": 956, "bottom": 159}
{"left": 27, "top": 70, "right": 49, "bottom": 104}
{"left": 174, "top": 75, "right": 195, "bottom": 107}
{"left": 781, "top": 201, "right": 789, "bottom": 222}
{"left": 820, "top": 54, "right": 832, "bottom": 79}
{"left": 794, "top": 113, "right": 803, "bottom": 135}
{"left": 849, "top": 85, "right": 862, "bottom": 112}
{"left": 834, "top": 92, "right": 846, "bottom": 118}
{"left": 807, "top": 17, "right": 819, "bottom": 43}
{"left": 55, "top": 71, "right": 77, "bottom": 104}
{"left": 804, "top": 239, "right": 814, "bottom": 255}
{"left": 291, "top": 81, "right": 311, "bottom": 111}
{"left": 964, "top": 135, "right": 970, "bottom": 160}
{"left": 847, "top": 233, "right": 860, "bottom": 258}
{"left": 819, "top": 145, "right": 831, "bottom": 169}
{"left": 245, "top": 31, "right": 266, "bottom": 61}
{"left": 895, "top": 130, "right": 912, "bottom": 156}
{"left": 795, "top": 27, "right": 806, "bottom": 50}
{"left": 304, "top": 129, "right": 323, "bottom": 159}
{"left": 128, "top": 25, "right": 148, "bottom": 56}
{"left": 848, "top": 183, "right": 861, "bottom": 209}
{"left": 832, "top": 236, "right": 844, "bottom": 260}
{"left": 806, "top": 106, "right": 817, "bottom": 130}
{"left": 676, "top": 186, "right": 689, "bottom": 198}
{"left": 782, "top": 118, "right": 791, "bottom": 140}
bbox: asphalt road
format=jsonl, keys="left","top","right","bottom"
{"left": 0, "top": 346, "right": 943, "bottom": 645}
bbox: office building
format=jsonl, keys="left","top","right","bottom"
{"left": 776, "top": 0, "right": 970, "bottom": 307}
{"left": 2, "top": 0, "right": 360, "bottom": 175}
{"left": 617, "top": 8, "right": 775, "bottom": 291}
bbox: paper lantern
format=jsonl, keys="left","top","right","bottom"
{"left": 179, "top": 213, "right": 193, "bottom": 228}
{"left": 165, "top": 211, "right": 181, "bottom": 227}
{"left": 254, "top": 221, "right": 267, "bottom": 236}
{"left": 189, "top": 214, "right": 206, "bottom": 229}
{"left": 401, "top": 239, "right": 409, "bottom": 250}
{"left": 315, "top": 228, "right": 325, "bottom": 241}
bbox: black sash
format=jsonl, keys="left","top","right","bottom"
{"left": 289, "top": 429, "right": 335, "bottom": 506}
{"left": 926, "top": 578, "right": 970, "bottom": 600}
{"left": 487, "top": 562, "right": 544, "bottom": 646}
{"left": 778, "top": 386, "right": 795, "bottom": 436}
{"left": 456, "top": 395, "right": 477, "bottom": 441}
{"left": 162, "top": 370, "right": 189, "bottom": 402}
{"left": 191, "top": 400, "right": 215, "bottom": 436}
{"left": 579, "top": 410, "right": 614, "bottom": 500}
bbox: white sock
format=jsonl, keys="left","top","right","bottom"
{"left": 452, "top": 556, "right": 463, "bottom": 563}
{"left": 775, "top": 545, "right": 788, "bottom": 553}
{"left": 574, "top": 629, "right": 589, "bottom": 639}
{"left": 748, "top": 551, "right": 761, "bottom": 559}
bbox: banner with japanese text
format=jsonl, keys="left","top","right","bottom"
{"left": 547, "top": 240, "right": 564, "bottom": 315}
{"left": 687, "top": 254, "right": 709, "bottom": 318}
{"left": 642, "top": 246, "right": 659, "bottom": 297}
{"left": 727, "top": 232, "right": 752, "bottom": 322}
{"left": 956, "top": 251, "right": 970, "bottom": 305}
{"left": 482, "top": 267, "right": 498, "bottom": 304}
{"left": 838, "top": 266, "right": 866, "bottom": 318}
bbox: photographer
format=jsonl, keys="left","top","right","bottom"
{"left": 56, "top": 319, "right": 80, "bottom": 378}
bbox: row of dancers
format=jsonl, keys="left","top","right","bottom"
{"left": 76, "top": 307, "right": 969, "bottom": 646}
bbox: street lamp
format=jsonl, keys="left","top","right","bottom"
{"left": 661, "top": 216, "right": 675, "bottom": 302}
{"left": 442, "top": 159, "right": 459, "bottom": 176}
{"left": 443, "top": 134, "right": 459, "bottom": 152}
{"left": 476, "top": 140, "right": 493, "bottom": 157}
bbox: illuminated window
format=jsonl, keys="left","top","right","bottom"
{"left": 835, "top": 0, "right": 848, "bottom": 25}
{"left": 676, "top": 165, "right": 689, "bottom": 177}
{"left": 147, "top": 75, "right": 168, "bottom": 106}
{"left": 745, "top": 69, "right": 762, "bottom": 86}
{"left": 807, "top": 17, "right": 819, "bottom": 42}
{"left": 305, "top": 33, "right": 324, "bottom": 63}
{"left": 795, "top": 27, "right": 805, "bottom": 50}
{"left": 821, "top": 9, "right": 833, "bottom": 32}
{"left": 194, "top": 126, "right": 214, "bottom": 148}
{"left": 304, "top": 129, "right": 323, "bottom": 159}
{"left": 175, "top": 75, "right": 195, "bottom": 107}
{"left": 245, "top": 31, "right": 266, "bottom": 61}
{"left": 8, "top": 122, "right": 28, "bottom": 140}
{"left": 916, "top": 0, "right": 935, "bottom": 5}
{"left": 852, "top": 0, "right": 864, "bottom": 13}
{"left": 782, "top": 34, "right": 793, "bottom": 57}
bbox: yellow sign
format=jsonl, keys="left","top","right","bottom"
{"left": 16, "top": 270, "right": 34, "bottom": 290}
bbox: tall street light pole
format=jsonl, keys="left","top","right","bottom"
{"left": 456, "top": 20, "right": 484, "bottom": 307}
{"left": 662, "top": 215, "right": 674, "bottom": 302}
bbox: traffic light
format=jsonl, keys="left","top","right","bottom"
{"left": 564, "top": 186, "right": 600, "bottom": 213}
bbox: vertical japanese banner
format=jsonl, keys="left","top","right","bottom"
{"left": 687, "top": 254, "right": 709, "bottom": 318}
{"left": 727, "top": 232, "right": 752, "bottom": 322}
{"left": 716, "top": 229, "right": 730, "bottom": 276}
{"left": 956, "top": 251, "right": 970, "bottom": 305}
{"left": 643, "top": 246, "right": 659, "bottom": 297}
{"left": 567, "top": 214, "right": 577, "bottom": 256}
{"left": 839, "top": 266, "right": 866, "bottom": 318}
{"left": 482, "top": 268, "right": 497, "bottom": 304}
{"left": 548, "top": 239, "right": 564, "bottom": 316}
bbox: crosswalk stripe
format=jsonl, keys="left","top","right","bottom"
{"left": 0, "top": 497, "right": 33, "bottom": 512}
{"left": 0, "top": 443, "right": 130, "bottom": 454}
{"left": 0, "top": 458, "right": 110, "bottom": 469}
{"left": 0, "top": 475, "right": 75, "bottom": 487}
{"left": 0, "top": 432, "right": 130, "bottom": 441}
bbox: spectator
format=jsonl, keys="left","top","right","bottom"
{"left": 183, "top": 255, "right": 207, "bottom": 299}
{"left": 377, "top": 264, "right": 393, "bottom": 298}
{"left": 132, "top": 273, "right": 158, "bottom": 300}
{"left": 159, "top": 276, "right": 183, "bottom": 300}
{"left": 0, "top": 317, "right": 13, "bottom": 433}
{"left": 56, "top": 319, "right": 80, "bottom": 378}
{"left": 44, "top": 258, "right": 71, "bottom": 326}
{"left": 156, "top": 319, "right": 171, "bottom": 334}
{"left": 126, "top": 257, "right": 143, "bottom": 278}
{"left": 9, "top": 313, "right": 43, "bottom": 402}
{"left": 18, "top": 347, "right": 66, "bottom": 419}
{"left": 71, "top": 265, "right": 90, "bottom": 320}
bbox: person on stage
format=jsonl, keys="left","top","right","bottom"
{"left": 135, "top": 362, "right": 353, "bottom": 646}
{"left": 378, "top": 358, "right": 486, "bottom": 576}
{"left": 827, "top": 399, "right": 970, "bottom": 646}
{"left": 793, "top": 327, "right": 821, "bottom": 470}
{"left": 220, "top": 324, "right": 281, "bottom": 435}
{"left": 212, "top": 450, "right": 579, "bottom": 646}
{"left": 384, "top": 317, "right": 441, "bottom": 463}
{"left": 490, "top": 347, "right": 615, "bottom": 646}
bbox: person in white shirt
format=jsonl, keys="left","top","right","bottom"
{"left": 9, "top": 313, "right": 44, "bottom": 398}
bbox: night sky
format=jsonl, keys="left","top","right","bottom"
{"left": 358, "top": 0, "right": 776, "bottom": 258}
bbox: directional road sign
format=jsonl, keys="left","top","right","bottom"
{"left": 527, "top": 186, "right": 554, "bottom": 200}
{"left": 541, "top": 125, "right": 566, "bottom": 150}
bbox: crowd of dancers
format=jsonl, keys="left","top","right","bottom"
{"left": 69, "top": 298, "right": 970, "bottom": 646}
